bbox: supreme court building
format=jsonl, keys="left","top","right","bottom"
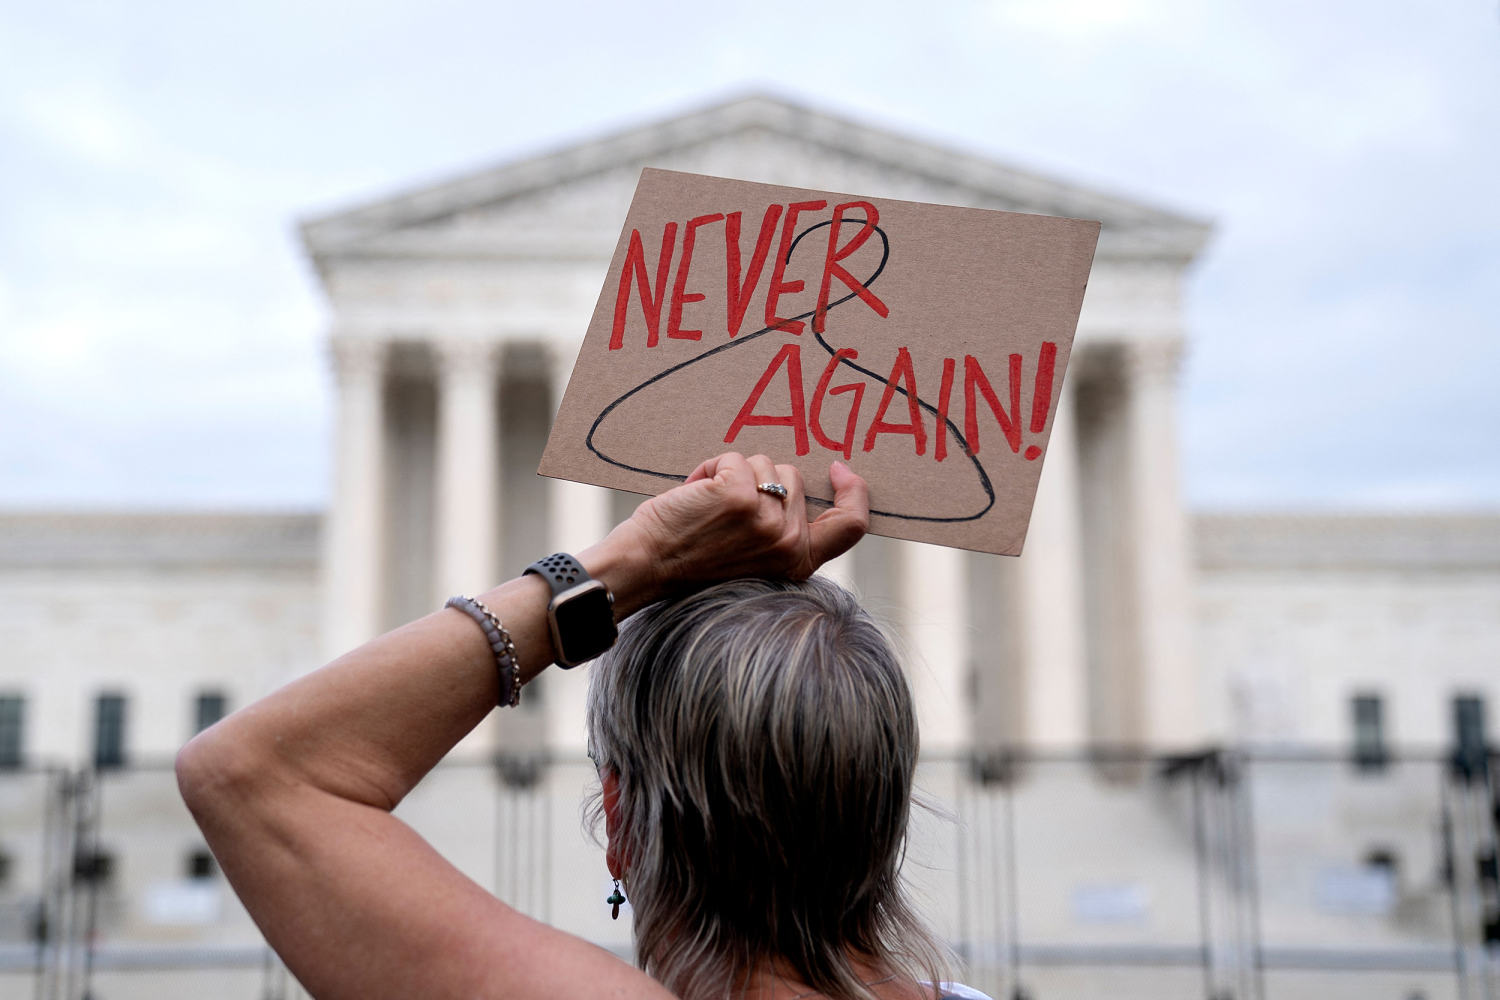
{"left": 4, "top": 92, "right": 1498, "bottom": 768}
{"left": 301, "top": 93, "right": 1213, "bottom": 760}
{"left": 3, "top": 94, "right": 1499, "bottom": 999}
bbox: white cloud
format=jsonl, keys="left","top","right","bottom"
{"left": 986, "top": 0, "right": 1177, "bottom": 36}
{"left": 16, "top": 85, "right": 143, "bottom": 166}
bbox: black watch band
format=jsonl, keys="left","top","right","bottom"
{"left": 524, "top": 553, "right": 617, "bottom": 668}
{"left": 526, "top": 553, "right": 590, "bottom": 595}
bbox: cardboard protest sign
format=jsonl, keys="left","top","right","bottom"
{"left": 539, "top": 169, "right": 1099, "bottom": 556}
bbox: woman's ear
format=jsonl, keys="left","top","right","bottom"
{"left": 601, "top": 769, "right": 627, "bottom": 879}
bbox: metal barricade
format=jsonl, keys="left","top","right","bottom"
{"left": 2, "top": 748, "right": 1496, "bottom": 1000}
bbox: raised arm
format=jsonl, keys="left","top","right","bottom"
{"left": 176, "top": 454, "right": 868, "bottom": 1000}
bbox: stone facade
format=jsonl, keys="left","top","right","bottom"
{"left": 1197, "top": 513, "right": 1500, "bottom": 748}
{"left": 4, "top": 510, "right": 1496, "bottom": 767}
{"left": 0, "top": 513, "right": 320, "bottom": 764}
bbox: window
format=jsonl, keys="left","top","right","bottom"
{"left": 193, "top": 691, "right": 227, "bottom": 734}
{"left": 1351, "top": 693, "right": 1387, "bottom": 771}
{"left": 185, "top": 848, "right": 217, "bottom": 880}
{"left": 1453, "top": 694, "right": 1487, "bottom": 770}
{"left": 94, "top": 693, "right": 127, "bottom": 769}
{"left": 0, "top": 695, "right": 22, "bottom": 768}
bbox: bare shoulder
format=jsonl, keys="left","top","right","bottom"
{"left": 928, "top": 984, "right": 995, "bottom": 1000}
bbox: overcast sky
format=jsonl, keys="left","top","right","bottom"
{"left": 1, "top": 0, "right": 1496, "bottom": 511}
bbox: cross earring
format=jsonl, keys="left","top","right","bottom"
{"left": 606, "top": 878, "right": 626, "bottom": 920}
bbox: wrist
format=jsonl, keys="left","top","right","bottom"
{"left": 578, "top": 524, "right": 665, "bottom": 620}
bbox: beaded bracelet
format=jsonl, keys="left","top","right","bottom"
{"left": 445, "top": 595, "right": 521, "bottom": 707}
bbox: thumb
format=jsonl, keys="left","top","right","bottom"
{"left": 808, "top": 461, "right": 870, "bottom": 566}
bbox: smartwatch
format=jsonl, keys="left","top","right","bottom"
{"left": 524, "top": 553, "right": 617, "bottom": 668}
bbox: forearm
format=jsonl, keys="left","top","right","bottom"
{"left": 179, "top": 525, "right": 662, "bottom": 814}
{"left": 177, "top": 450, "right": 865, "bottom": 842}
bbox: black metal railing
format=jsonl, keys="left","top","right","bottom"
{"left": 2, "top": 747, "right": 1497, "bottom": 1000}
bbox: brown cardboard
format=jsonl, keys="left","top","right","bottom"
{"left": 539, "top": 168, "right": 1100, "bottom": 556}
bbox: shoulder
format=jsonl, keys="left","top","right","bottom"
{"left": 931, "top": 983, "right": 996, "bottom": 1000}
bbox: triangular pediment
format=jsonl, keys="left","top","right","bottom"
{"left": 301, "top": 93, "right": 1210, "bottom": 265}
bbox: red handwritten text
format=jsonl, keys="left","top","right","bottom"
{"left": 725, "top": 342, "right": 1059, "bottom": 463}
{"left": 609, "top": 202, "right": 889, "bottom": 350}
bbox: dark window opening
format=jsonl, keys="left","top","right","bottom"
{"left": 1455, "top": 695, "right": 1487, "bottom": 754}
{"left": 1351, "top": 693, "right": 1387, "bottom": 772}
{"left": 94, "top": 693, "right": 127, "bottom": 769}
{"left": 1453, "top": 694, "right": 1488, "bottom": 779}
{"left": 0, "top": 695, "right": 22, "bottom": 769}
{"left": 185, "top": 848, "right": 217, "bottom": 880}
{"left": 194, "top": 691, "right": 227, "bottom": 734}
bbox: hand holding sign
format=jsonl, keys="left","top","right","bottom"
{"left": 604, "top": 453, "right": 870, "bottom": 608}
{"left": 540, "top": 169, "right": 1099, "bottom": 556}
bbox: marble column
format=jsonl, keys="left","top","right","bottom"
{"left": 545, "top": 343, "right": 612, "bottom": 556}
{"left": 544, "top": 342, "right": 613, "bottom": 752}
{"left": 432, "top": 339, "right": 502, "bottom": 603}
{"left": 901, "top": 541, "right": 972, "bottom": 753}
{"left": 1121, "top": 339, "right": 1200, "bottom": 748}
{"left": 321, "top": 337, "right": 389, "bottom": 660}
{"left": 1008, "top": 383, "right": 1089, "bottom": 748}
{"left": 1075, "top": 367, "right": 1133, "bottom": 750}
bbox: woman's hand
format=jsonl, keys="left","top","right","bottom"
{"left": 580, "top": 453, "right": 869, "bottom": 617}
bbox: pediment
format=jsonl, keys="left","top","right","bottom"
{"left": 301, "top": 94, "right": 1210, "bottom": 266}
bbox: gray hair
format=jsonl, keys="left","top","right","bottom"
{"left": 586, "top": 575, "right": 947, "bottom": 1000}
